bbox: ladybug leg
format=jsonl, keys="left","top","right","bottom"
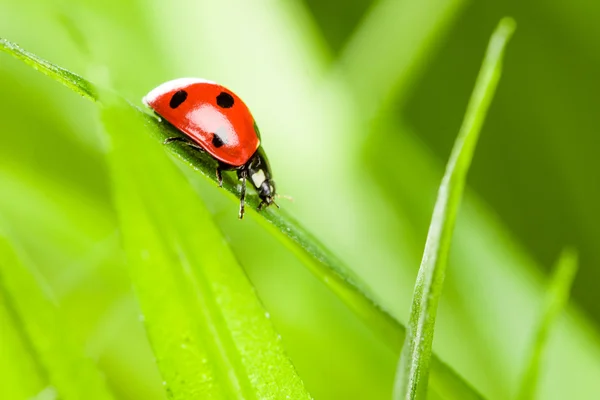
{"left": 238, "top": 170, "right": 247, "bottom": 219}
{"left": 216, "top": 167, "right": 223, "bottom": 188}
{"left": 164, "top": 137, "right": 204, "bottom": 152}
{"left": 257, "top": 199, "right": 279, "bottom": 211}
{"left": 257, "top": 200, "right": 267, "bottom": 211}
{"left": 164, "top": 136, "right": 189, "bottom": 145}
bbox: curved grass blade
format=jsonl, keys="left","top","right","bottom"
{"left": 516, "top": 248, "right": 578, "bottom": 400}
{"left": 101, "top": 98, "right": 311, "bottom": 399}
{"left": 393, "top": 17, "right": 516, "bottom": 400}
{"left": 1, "top": 37, "right": 481, "bottom": 399}
{"left": 340, "top": 0, "right": 466, "bottom": 115}
{"left": 0, "top": 38, "right": 96, "bottom": 101}
{"left": 0, "top": 233, "right": 115, "bottom": 400}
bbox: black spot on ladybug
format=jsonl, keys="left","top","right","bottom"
{"left": 169, "top": 90, "right": 188, "bottom": 109}
{"left": 212, "top": 133, "right": 224, "bottom": 148}
{"left": 216, "top": 92, "right": 234, "bottom": 108}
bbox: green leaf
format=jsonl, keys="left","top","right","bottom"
{"left": 516, "top": 248, "right": 578, "bottom": 400}
{"left": 0, "top": 233, "right": 115, "bottom": 400}
{"left": 1, "top": 37, "right": 481, "bottom": 399}
{"left": 393, "top": 17, "right": 516, "bottom": 400}
{"left": 100, "top": 97, "right": 311, "bottom": 399}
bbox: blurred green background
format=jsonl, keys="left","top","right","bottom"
{"left": 1, "top": 0, "right": 600, "bottom": 399}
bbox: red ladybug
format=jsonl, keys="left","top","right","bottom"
{"left": 143, "top": 78, "right": 277, "bottom": 219}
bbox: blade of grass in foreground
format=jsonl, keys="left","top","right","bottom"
{"left": 0, "top": 298, "right": 45, "bottom": 400}
{"left": 0, "top": 246, "right": 46, "bottom": 400}
{"left": 0, "top": 37, "right": 480, "bottom": 399}
{"left": 0, "top": 233, "right": 115, "bottom": 400}
{"left": 516, "top": 248, "right": 578, "bottom": 400}
{"left": 393, "top": 18, "right": 516, "bottom": 400}
{"left": 100, "top": 97, "right": 311, "bottom": 399}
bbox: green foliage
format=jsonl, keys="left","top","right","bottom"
{"left": 0, "top": 234, "right": 114, "bottom": 400}
{"left": 2, "top": 1, "right": 600, "bottom": 400}
{"left": 516, "top": 249, "right": 578, "bottom": 400}
{"left": 0, "top": 37, "right": 481, "bottom": 399}
{"left": 102, "top": 99, "right": 311, "bottom": 399}
{"left": 394, "top": 18, "right": 515, "bottom": 400}
{"left": 0, "top": 38, "right": 96, "bottom": 100}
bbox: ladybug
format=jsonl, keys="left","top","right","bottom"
{"left": 143, "top": 78, "right": 278, "bottom": 219}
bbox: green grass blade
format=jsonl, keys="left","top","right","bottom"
{"left": 0, "top": 38, "right": 96, "bottom": 101}
{"left": 516, "top": 248, "right": 578, "bottom": 400}
{"left": 0, "top": 270, "right": 46, "bottom": 400}
{"left": 1, "top": 37, "right": 482, "bottom": 399}
{"left": 341, "top": 0, "right": 466, "bottom": 114}
{"left": 393, "top": 17, "right": 516, "bottom": 400}
{"left": 101, "top": 98, "right": 311, "bottom": 399}
{"left": 0, "top": 234, "right": 115, "bottom": 400}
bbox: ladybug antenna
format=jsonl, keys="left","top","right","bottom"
{"left": 276, "top": 193, "right": 294, "bottom": 202}
{"left": 273, "top": 200, "right": 280, "bottom": 209}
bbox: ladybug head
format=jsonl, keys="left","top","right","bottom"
{"left": 246, "top": 147, "right": 279, "bottom": 211}
{"left": 257, "top": 179, "right": 276, "bottom": 208}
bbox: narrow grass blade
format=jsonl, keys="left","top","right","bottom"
{"left": 1, "top": 37, "right": 482, "bottom": 399}
{"left": 340, "top": 0, "right": 466, "bottom": 115}
{"left": 0, "top": 234, "right": 115, "bottom": 400}
{"left": 101, "top": 98, "right": 311, "bottom": 399}
{"left": 394, "top": 17, "right": 516, "bottom": 400}
{"left": 0, "top": 274, "right": 46, "bottom": 400}
{"left": 0, "top": 38, "right": 96, "bottom": 100}
{"left": 516, "top": 248, "right": 578, "bottom": 400}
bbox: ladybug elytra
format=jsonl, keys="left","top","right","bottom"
{"left": 143, "top": 78, "right": 278, "bottom": 219}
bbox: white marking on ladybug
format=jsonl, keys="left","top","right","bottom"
{"left": 142, "top": 77, "right": 216, "bottom": 106}
{"left": 251, "top": 169, "right": 266, "bottom": 188}
{"left": 189, "top": 104, "right": 239, "bottom": 147}
{"left": 214, "top": 125, "right": 230, "bottom": 145}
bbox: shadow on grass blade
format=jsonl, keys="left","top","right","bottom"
{"left": 393, "top": 17, "right": 516, "bottom": 400}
